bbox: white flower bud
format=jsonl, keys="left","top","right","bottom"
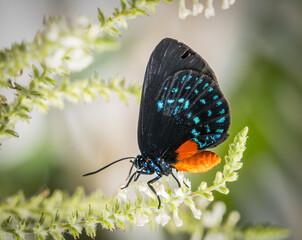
{"left": 203, "top": 202, "right": 226, "bottom": 227}
{"left": 60, "top": 36, "right": 84, "bottom": 48}
{"left": 205, "top": 0, "right": 215, "bottom": 18}
{"left": 156, "top": 184, "right": 169, "bottom": 199}
{"left": 193, "top": 0, "right": 204, "bottom": 16}
{"left": 222, "top": 0, "right": 230, "bottom": 9}
{"left": 189, "top": 203, "right": 202, "bottom": 219}
{"left": 179, "top": 0, "right": 192, "bottom": 19}
{"left": 173, "top": 209, "right": 183, "bottom": 227}
{"left": 44, "top": 48, "right": 65, "bottom": 69}
{"left": 204, "top": 232, "right": 225, "bottom": 240}
{"left": 65, "top": 49, "right": 93, "bottom": 71}
{"left": 117, "top": 189, "right": 128, "bottom": 202}
{"left": 138, "top": 184, "right": 154, "bottom": 198}
{"left": 136, "top": 213, "right": 149, "bottom": 227}
{"left": 155, "top": 210, "right": 171, "bottom": 226}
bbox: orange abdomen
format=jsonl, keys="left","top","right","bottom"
{"left": 174, "top": 150, "right": 221, "bottom": 173}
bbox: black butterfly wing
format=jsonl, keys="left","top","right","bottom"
{"left": 138, "top": 38, "right": 230, "bottom": 161}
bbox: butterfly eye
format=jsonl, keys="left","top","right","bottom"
{"left": 181, "top": 49, "right": 195, "bottom": 59}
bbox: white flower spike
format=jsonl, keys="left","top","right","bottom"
{"left": 178, "top": 0, "right": 237, "bottom": 19}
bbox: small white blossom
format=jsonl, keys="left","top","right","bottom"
{"left": 44, "top": 48, "right": 65, "bottom": 69}
{"left": 221, "top": 0, "right": 230, "bottom": 9}
{"left": 136, "top": 213, "right": 149, "bottom": 227}
{"left": 155, "top": 210, "right": 171, "bottom": 226}
{"left": 173, "top": 209, "right": 183, "bottom": 227}
{"left": 179, "top": 0, "right": 192, "bottom": 19}
{"left": 204, "top": 232, "right": 225, "bottom": 240}
{"left": 225, "top": 211, "right": 240, "bottom": 227}
{"left": 156, "top": 184, "right": 170, "bottom": 199}
{"left": 205, "top": 0, "right": 215, "bottom": 18}
{"left": 65, "top": 49, "right": 93, "bottom": 71}
{"left": 203, "top": 202, "right": 226, "bottom": 227}
{"left": 76, "top": 16, "right": 90, "bottom": 28}
{"left": 46, "top": 25, "right": 59, "bottom": 41}
{"left": 88, "top": 25, "right": 101, "bottom": 39}
{"left": 60, "top": 36, "right": 84, "bottom": 48}
{"left": 138, "top": 184, "right": 154, "bottom": 198}
{"left": 174, "top": 188, "right": 186, "bottom": 205}
{"left": 114, "top": 213, "right": 126, "bottom": 223}
{"left": 188, "top": 201, "right": 202, "bottom": 219}
{"left": 193, "top": 0, "right": 204, "bottom": 16}
{"left": 176, "top": 172, "right": 191, "bottom": 189}
{"left": 199, "top": 181, "right": 208, "bottom": 191}
{"left": 117, "top": 189, "right": 128, "bottom": 202}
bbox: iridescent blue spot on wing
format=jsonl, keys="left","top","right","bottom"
{"left": 216, "top": 117, "right": 225, "bottom": 124}
{"left": 193, "top": 116, "right": 200, "bottom": 124}
{"left": 167, "top": 99, "right": 175, "bottom": 104}
{"left": 216, "top": 101, "right": 222, "bottom": 106}
{"left": 208, "top": 87, "right": 214, "bottom": 92}
{"left": 192, "top": 138, "right": 207, "bottom": 148}
{"left": 171, "top": 87, "right": 178, "bottom": 93}
{"left": 185, "top": 86, "right": 191, "bottom": 90}
{"left": 184, "top": 100, "right": 190, "bottom": 110}
{"left": 219, "top": 109, "right": 225, "bottom": 114}
{"left": 194, "top": 89, "right": 199, "bottom": 94}
{"left": 207, "top": 110, "right": 212, "bottom": 117}
{"left": 213, "top": 95, "right": 219, "bottom": 100}
{"left": 200, "top": 99, "right": 206, "bottom": 104}
{"left": 214, "top": 134, "right": 221, "bottom": 139}
{"left": 197, "top": 78, "right": 203, "bottom": 84}
{"left": 187, "top": 112, "right": 192, "bottom": 118}
{"left": 157, "top": 100, "right": 164, "bottom": 111}
{"left": 173, "top": 106, "right": 180, "bottom": 116}
{"left": 178, "top": 98, "right": 185, "bottom": 103}
{"left": 216, "top": 129, "right": 224, "bottom": 133}
{"left": 191, "top": 128, "right": 200, "bottom": 137}
{"left": 202, "top": 83, "right": 209, "bottom": 90}
{"left": 205, "top": 124, "right": 211, "bottom": 133}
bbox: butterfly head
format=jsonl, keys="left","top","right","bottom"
{"left": 133, "top": 155, "right": 146, "bottom": 169}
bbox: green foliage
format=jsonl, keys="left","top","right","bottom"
{"left": 244, "top": 225, "right": 290, "bottom": 240}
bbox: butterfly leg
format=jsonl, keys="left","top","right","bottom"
{"left": 126, "top": 161, "right": 135, "bottom": 180}
{"left": 121, "top": 171, "right": 137, "bottom": 190}
{"left": 174, "top": 170, "right": 189, "bottom": 188}
{"left": 147, "top": 175, "right": 162, "bottom": 209}
{"left": 183, "top": 181, "right": 189, "bottom": 188}
{"left": 134, "top": 173, "right": 141, "bottom": 182}
{"left": 171, "top": 171, "right": 181, "bottom": 188}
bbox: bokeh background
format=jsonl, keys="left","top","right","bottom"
{"left": 0, "top": 0, "right": 301, "bottom": 239}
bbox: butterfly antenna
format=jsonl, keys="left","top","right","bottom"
{"left": 83, "top": 157, "right": 135, "bottom": 177}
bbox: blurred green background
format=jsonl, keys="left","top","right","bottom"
{"left": 0, "top": 0, "right": 301, "bottom": 239}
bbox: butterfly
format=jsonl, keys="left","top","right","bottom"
{"left": 84, "top": 38, "right": 230, "bottom": 208}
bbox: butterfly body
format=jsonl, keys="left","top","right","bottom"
{"left": 133, "top": 155, "right": 172, "bottom": 176}
{"left": 84, "top": 38, "right": 230, "bottom": 209}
